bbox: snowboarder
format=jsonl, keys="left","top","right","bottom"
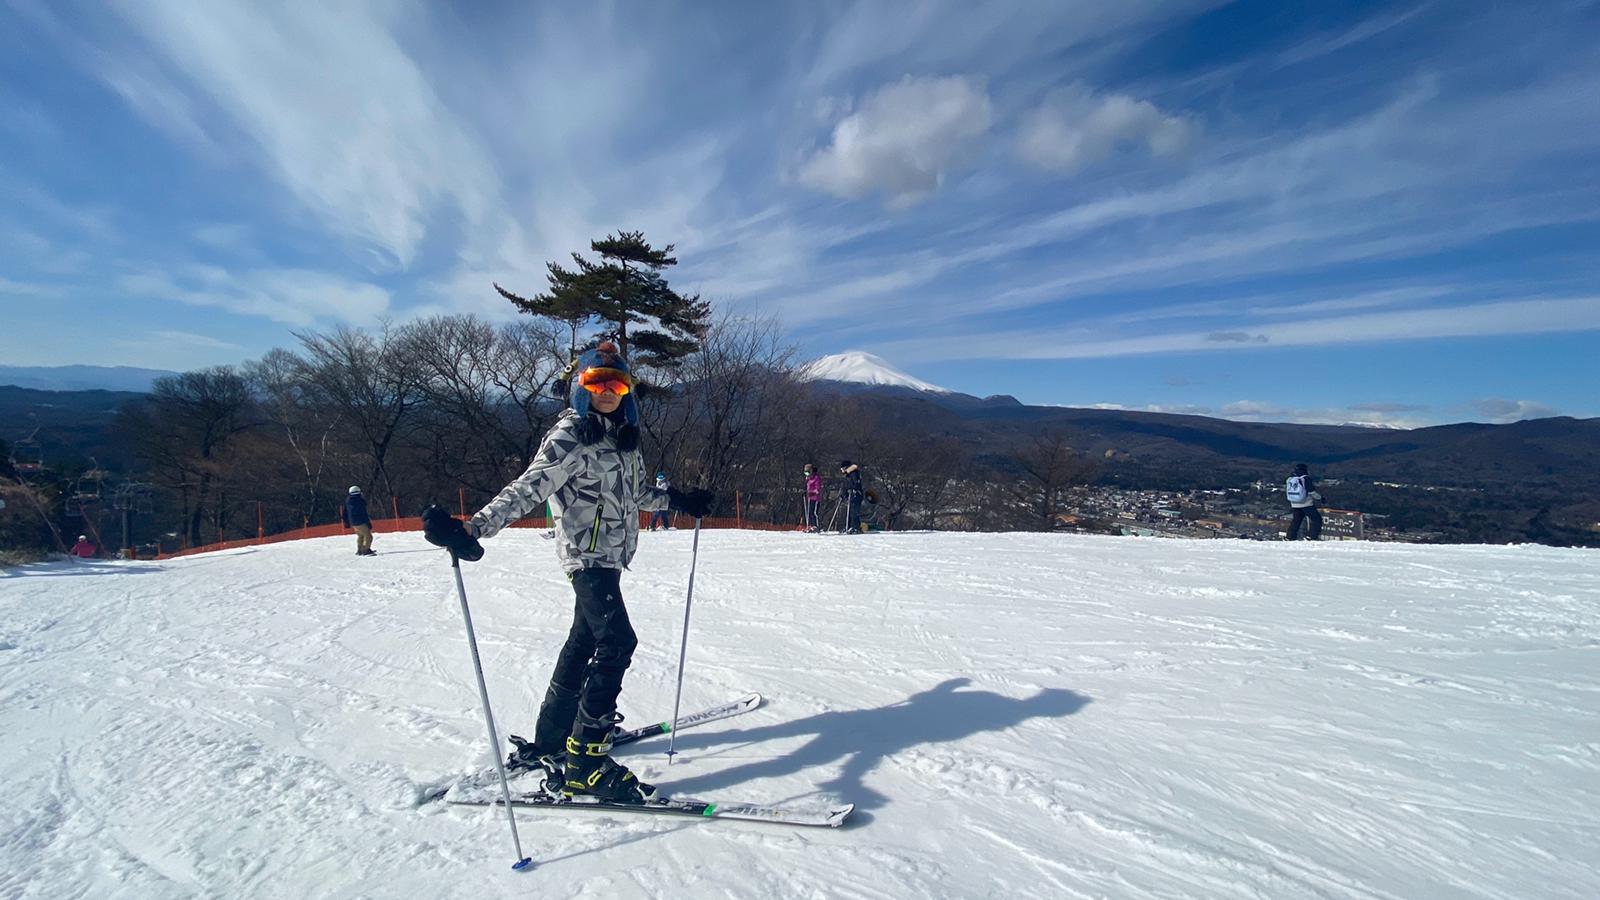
{"left": 423, "top": 340, "right": 713, "bottom": 803}
{"left": 650, "top": 473, "right": 672, "bottom": 531}
{"left": 839, "top": 460, "right": 864, "bottom": 534}
{"left": 342, "top": 486, "right": 374, "bottom": 556}
{"left": 803, "top": 463, "right": 822, "bottom": 532}
{"left": 1285, "top": 463, "right": 1323, "bottom": 540}
{"left": 69, "top": 534, "right": 96, "bottom": 558}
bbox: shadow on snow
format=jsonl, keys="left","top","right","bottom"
{"left": 658, "top": 677, "right": 1091, "bottom": 812}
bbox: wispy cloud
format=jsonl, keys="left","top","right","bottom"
{"left": 4, "top": 0, "right": 1595, "bottom": 422}
{"left": 147, "top": 330, "right": 244, "bottom": 352}
{"left": 875, "top": 295, "right": 1600, "bottom": 361}
{"left": 1274, "top": 5, "right": 1432, "bottom": 68}
{"left": 0, "top": 276, "right": 67, "bottom": 298}
{"left": 118, "top": 266, "right": 390, "bottom": 328}
{"left": 100, "top": 1, "right": 500, "bottom": 269}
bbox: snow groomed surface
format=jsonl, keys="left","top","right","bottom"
{"left": 2, "top": 530, "right": 1597, "bottom": 898}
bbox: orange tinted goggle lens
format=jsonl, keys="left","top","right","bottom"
{"left": 581, "top": 379, "right": 630, "bottom": 396}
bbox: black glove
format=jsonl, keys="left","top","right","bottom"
{"left": 666, "top": 486, "right": 715, "bottom": 519}
{"left": 422, "top": 504, "right": 484, "bottom": 562}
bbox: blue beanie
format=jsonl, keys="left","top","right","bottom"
{"left": 571, "top": 340, "right": 637, "bottom": 426}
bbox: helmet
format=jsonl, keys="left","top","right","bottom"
{"left": 348, "top": 485, "right": 362, "bottom": 494}
{"left": 78, "top": 535, "right": 88, "bottom": 542}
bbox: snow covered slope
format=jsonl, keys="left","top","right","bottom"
{"left": 3, "top": 531, "right": 1597, "bottom": 898}
{"left": 799, "top": 351, "right": 951, "bottom": 392}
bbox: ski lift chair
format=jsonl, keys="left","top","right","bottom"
{"left": 10, "top": 437, "right": 43, "bottom": 476}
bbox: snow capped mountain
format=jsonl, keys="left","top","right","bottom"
{"left": 799, "top": 351, "right": 951, "bottom": 393}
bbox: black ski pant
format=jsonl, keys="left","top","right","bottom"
{"left": 844, "top": 495, "right": 862, "bottom": 533}
{"left": 531, "top": 567, "right": 637, "bottom": 752}
{"left": 1288, "top": 506, "right": 1322, "bottom": 540}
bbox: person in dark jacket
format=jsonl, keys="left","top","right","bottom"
{"left": 839, "top": 460, "right": 864, "bottom": 534}
{"left": 342, "top": 486, "right": 374, "bottom": 555}
{"left": 650, "top": 473, "right": 672, "bottom": 531}
{"left": 1285, "top": 463, "right": 1323, "bottom": 540}
{"left": 423, "top": 340, "right": 714, "bottom": 803}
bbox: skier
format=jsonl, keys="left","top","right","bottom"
{"left": 650, "top": 472, "right": 672, "bottom": 531}
{"left": 342, "top": 485, "right": 374, "bottom": 556}
{"left": 803, "top": 463, "right": 822, "bottom": 532}
{"left": 839, "top": 460, "right": 864, "bottom": 534}
{"left": 69, "top": 534, "right": 96, "bottom": 558}
{"left": 1285, "top": 463, "right": 1323, "bottom": 540}
{"left": 423, "top": 340, "right": 713, "bottom": 803}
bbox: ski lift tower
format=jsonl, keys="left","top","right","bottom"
{"left": 112, "top": 482, "right": 154, "bottom": 556}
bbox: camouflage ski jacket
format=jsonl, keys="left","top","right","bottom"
{"left": 470, "top": 409, "right": 669, "bottom": 573}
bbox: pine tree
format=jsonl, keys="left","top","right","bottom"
{"left": 495, "top": 230, "right": 711, "bottom": 367}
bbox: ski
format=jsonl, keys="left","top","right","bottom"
{"left": 422, "top": 692, "right": 762, "bottom": 803}
{"left": 451, "top": 786, "right": 853, "bottom": 828}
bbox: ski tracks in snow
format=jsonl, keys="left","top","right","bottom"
{"left": 2, "top": 531, "right": 1598, "bottom": 897}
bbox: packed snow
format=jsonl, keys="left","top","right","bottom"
{"left": 799, "top": 351, "right": 951, "bottom": 393}
{"left": 2, "top": 529, "right": 1597, "bottom": 899}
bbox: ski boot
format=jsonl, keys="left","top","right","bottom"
{"left": 563, "top": 708, "right": 657, "bottom": 802}
{"left": 505, "top": 734, "right": 565, "bottom": 796}
{"left": 505, "top": 682, "right": 585, "bottom": 795}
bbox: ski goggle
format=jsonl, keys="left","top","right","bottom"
{"left": 578, "top": 367, "right": 632, "bottom": 396}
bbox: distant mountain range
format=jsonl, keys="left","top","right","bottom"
{"left": 10, "top": 355, "right": 1597, "bottom": 498}
{"left": 802, "top": 352, "right": 1599, "bottom": 494}
{"left": 0, "top": 365, "right": 176, "bottom": 393}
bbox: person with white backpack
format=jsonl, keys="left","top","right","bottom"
{"left": 1284, "top": 463, "right": 1323, "bottom": 540}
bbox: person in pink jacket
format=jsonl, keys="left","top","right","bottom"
{"left": 803, "top": 463, "right": 822, "bottom": 532}
{"left": 69, "top": 535, "right": 96, "bottom": 558}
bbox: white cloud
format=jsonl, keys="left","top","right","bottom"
{"left": 1017, "top": 86, "right": 1192, "bottom": 174}
{"left": 1078, "top": 399, "right": 1434, "bottom": 427}
{"left": 119, "top": 266, "right": 390, "bottom": 327}
{"left": 1084, "top": 402, "right": 1215, "bottom": 416}
{"left": 1217, "top": 401, "right": 1431, "bottom": 429}
{"left": 1470, "top": 398, "right": 1559, "bottom": 424}
{"left": 798, "top": 75, "right": 992, "bottom": 206}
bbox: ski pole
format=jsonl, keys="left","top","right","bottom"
{"left": 448, "top": 551, "right": 534, "bottom": 872}
{"left": 665, "top": 517, "right": 703, "bottom": 764}
{"left": 825, "top": 497, "right": 841, "bottom": 533}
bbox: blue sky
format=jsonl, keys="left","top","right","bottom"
{"left": 1, "top": 0, "right": 1597, "bottom": 427}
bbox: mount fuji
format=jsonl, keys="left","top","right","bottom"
{"left": 798, "top": 352, "right": 951, "bottom": 394}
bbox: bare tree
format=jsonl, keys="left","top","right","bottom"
{"left": 244, "top": 348, "right": 341, "bottom": 524}
{"left": 649, "top": 313, "right": 800, "bottom": 512}
{"left": 403, "top": 315, "right": 567, "bottom": 495}
{"left": 115, "top": 367, "right": 259, "bottom": 545}
{"left": 997, "top": 431, "right": 1098, "bottom": 530}
{"left": 295, "top": 323, "right": 426, "bottom": 510}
